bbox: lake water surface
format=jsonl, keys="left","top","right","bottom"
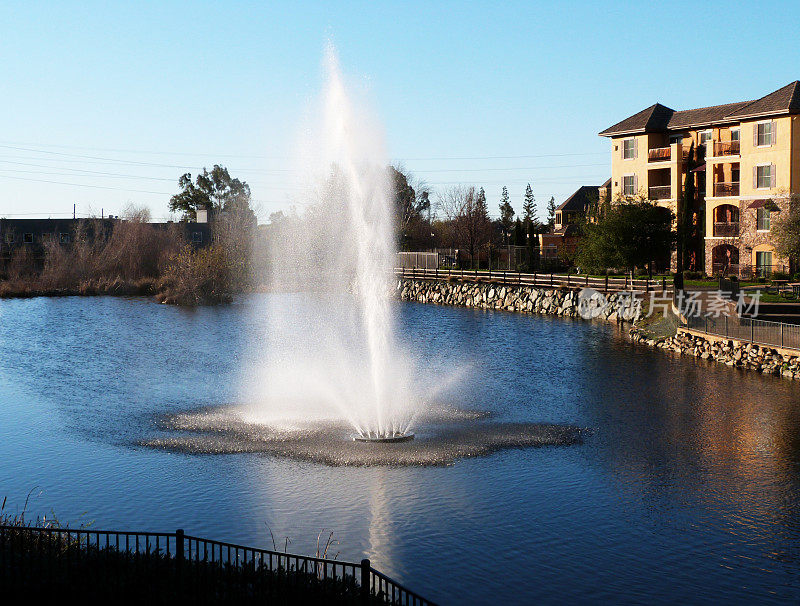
{"left": 2, "top": 295, "right": 800, "bottom": 604}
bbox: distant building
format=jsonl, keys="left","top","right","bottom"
{"left": 540, "top": 181, "right": 609, "bottom": 264}
{"left": 599, "top": 81, "right": 800, "bottom": 277}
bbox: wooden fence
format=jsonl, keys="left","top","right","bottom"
{"left": 395, "top": 267, "right": 672, "bottom": 293}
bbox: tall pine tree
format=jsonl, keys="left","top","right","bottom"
{"left": 476, "top": 187, "right": 489, "bottom": 220}
{"left": 523, "top": 183, "right": 537, "bottom": 227}
{"left": 546, "top": 196, "right": 557, "bottom": 229}
{"left": 498, "top": 186, "right": 514, "bottom": 233}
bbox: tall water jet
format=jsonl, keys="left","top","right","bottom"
{"left": 241, "top": 45, "right": 420, "bottom": 440}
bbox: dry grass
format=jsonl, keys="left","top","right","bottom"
{"left": 0, "top": 206, "right": 253, "bottom": 306}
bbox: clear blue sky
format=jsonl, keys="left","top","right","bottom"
{"left": 1, "top": 1, "right": 799, "bottom": 223}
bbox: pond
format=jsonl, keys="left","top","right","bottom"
{"left": 1, "top": 295, "right": 800, "bottom": 604}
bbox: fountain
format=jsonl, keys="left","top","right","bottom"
{"left": 240, "top": 44, "right": 421, "bottom": 441}
{"left": 142, "top": 45, "right": 585, "bottom": 465}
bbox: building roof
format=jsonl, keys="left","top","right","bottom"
{"left": 598, "top": 103, "right": 674, "bottom": 136}
{"left": 556, "top": 185, "right": 599, "bottom": 213}
{"left": 727, "top": 81, "right": 800, "bottom": 118}
{"left": 599, "top": 81, "right": 800, "bottom": 137}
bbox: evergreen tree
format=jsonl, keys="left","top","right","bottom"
{"left": 513, "top": 218, "right": 525, "bottom": 247}
{"left": 476, "top": 187, "right": 489, "bottom": 220}
{"left": 498, "top": 186, "right": 515, "bottom": 232}
{"left": 522, "top": 183, "right": 537, "bottom": 226}
{"left": 547, "top": 196, "right": 557, "bottom": 229}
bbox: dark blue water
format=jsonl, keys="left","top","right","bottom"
{"left": 2, "top": 295, "right": 800, "bottom": 604}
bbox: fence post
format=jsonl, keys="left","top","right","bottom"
{"left": 751, "top": 321, "right": 754, "bottom": 343}
{"left": 662, "top": 276, "right": 667, "bottom": 291}
{"left": 781, "top": 323, "right": 784, "bottom": 348}
{"left": 725, "top": 315, "right": 728, "bottom": 338}
{"left": 176, "top": 528, "right": 184, "bottom": 580}
{"left": 360, "top": 559, "right": 371, "bottom": 605}
{"left": 550, "top": 274, "right": 553, "bottom": 287}
{"left": 585, "top": 275, "right": 589, "bottom": 287}
{"left": 605, "top": 275, "right": 609, "bottom": 293}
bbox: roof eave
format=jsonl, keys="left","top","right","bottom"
{"left": 727, "top": 109, "right": 797, "bottom": 121}
{"left": 598, "top": 128, "right": 648, "bottom": 137}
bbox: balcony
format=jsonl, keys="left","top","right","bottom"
{"left": 713, "top": 181, "right": 740, "bottom": 197}
{"left": 713, "top": 140, "right": 740, "bottom": 156}
{"left": 649, "top": 185, "right": 671, "bottom": 200}
{"left": 713, "top": 222, "right": 739, "bottom": 237}
{"left": 648, "top": 147, "right": 671, "bottom": 162}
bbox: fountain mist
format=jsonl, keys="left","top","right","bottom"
{"left": 241, "top": 45, "right": 419, "bottom": 439}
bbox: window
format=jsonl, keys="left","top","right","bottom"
{"left": 4, "top": 232, "right": 13, "bottom": 244}
{"left": 191, "top": 231, "right": 203, "bottom": 244}
{"left": 699, "top": 130, "right": 713, "bottom": 145}
{"left": 731, "top": 128, "right": 740, "bottom": 142}
{"left": 757, "top": 208, "right": 771, "bottom": 231}
{"left": 755, "top": 164, "right": 774, "bottom": 189}
{"left": 670, "top": 134, "right": 684, "bottom": 144}
{"left": 23, "top": 233, "right": 33, "bottom": 243}
{"left": 622, "top": 175, "right": 636, "bottom": 196}
{"left": 756, "top": 251, "right": 773, "bottom": 277}
{"left": 622, "top": 138, "right": 636, "bottom": 159}
{"left": 756, "top": 121, "right": 775, "bottom": 146}
{"left": 59, "top": 233, "right": 70, "bottom": 244}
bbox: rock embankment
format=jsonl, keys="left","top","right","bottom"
{"left": 631, "top": 329, "right": 800, "bottom": 379}
{"left": 397, "top": 277, "right": 800, "bottom": 382}
{"left": 396, "top": 278, "right": 639, "bottom": 323}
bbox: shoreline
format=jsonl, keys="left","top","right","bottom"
{"left": 397, "top": 277, "right": 800, "bottom": 382}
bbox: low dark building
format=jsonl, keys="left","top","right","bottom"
{"left": 0, "top": 217, "right": 212, "bottom": 271}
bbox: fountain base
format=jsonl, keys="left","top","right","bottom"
{"left": 353, "top": 432, "right": 415, "bottom": 443}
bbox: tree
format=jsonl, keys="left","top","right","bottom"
{"left": 436, "top": 185, "right": 492, "bottom": 268}
{"left": 575, "top": 200, "right": 675, "bottom": 276}
{"left": 498, "top": 186, "right": 515, "bottom": 233}
{"left": 546, "top": 196, "right": 557, "bottom": 230}
{"left": 772, "top": 195, "right": 800, "bottom": 265}
{"left": 522, "top": 184, "right": 537, "bottom": 227}
{"left": 390, "top": 165, "right": 431, "bottom": 250}
{"left": 169, "top": 165, "right": 254, "bottom": 223}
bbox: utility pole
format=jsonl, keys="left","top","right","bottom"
{"left": 73, "top": 203, "right": 76, "bottom": 219}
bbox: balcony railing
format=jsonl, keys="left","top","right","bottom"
{"left": 713, "top": 222, "right": 739, "bottom": 237}
{"left": 648, "top": 147, "right": 671, "bottom": 162}
{"left": 648, "top": 185, "right": 671, "bottom": 200}
{"left": 713, "top": 140, "right": 740, "bottom": 156}
{"left": 712, "top": 262, "right": 740, "bottom": 277}
{"left": 713, "top": 181, "right": 740, "bottom": 197}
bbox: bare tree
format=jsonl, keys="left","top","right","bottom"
{"left": 435, "top": 185, "right": 492, "bottom": 268}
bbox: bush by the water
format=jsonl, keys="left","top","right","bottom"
{"left": 0, "top": 206, "right": 253, "bottom": 306}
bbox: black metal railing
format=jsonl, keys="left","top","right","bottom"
{"left": 684, "top": 314, "right": 800, "bottom": 351}
{"left": 396, "top": 267, "right": 672, "bottom": 293}
{"left": 648, "top": 185, "right": 671, "bottom": 200}
{"left": 713, "top": 181, "right": 740, "bottom": 197}
{"left": 0, "top": 525, "right": 436, "bottom": 605}
{"left": 713, "top": 140, "right": 740, "bottom": 156}
{"left": 648, "top": 147, "right": 671, "bottom": 162}
{"left": 712, "top": 222, "right": 739, "bottom": 237}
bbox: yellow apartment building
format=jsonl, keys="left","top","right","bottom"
{"left": 599, "top": 81, "right": 800, "bottom": 277}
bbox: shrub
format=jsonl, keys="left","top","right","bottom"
{"left": 156, "top": 245, "right": 232, "bottom": 305}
